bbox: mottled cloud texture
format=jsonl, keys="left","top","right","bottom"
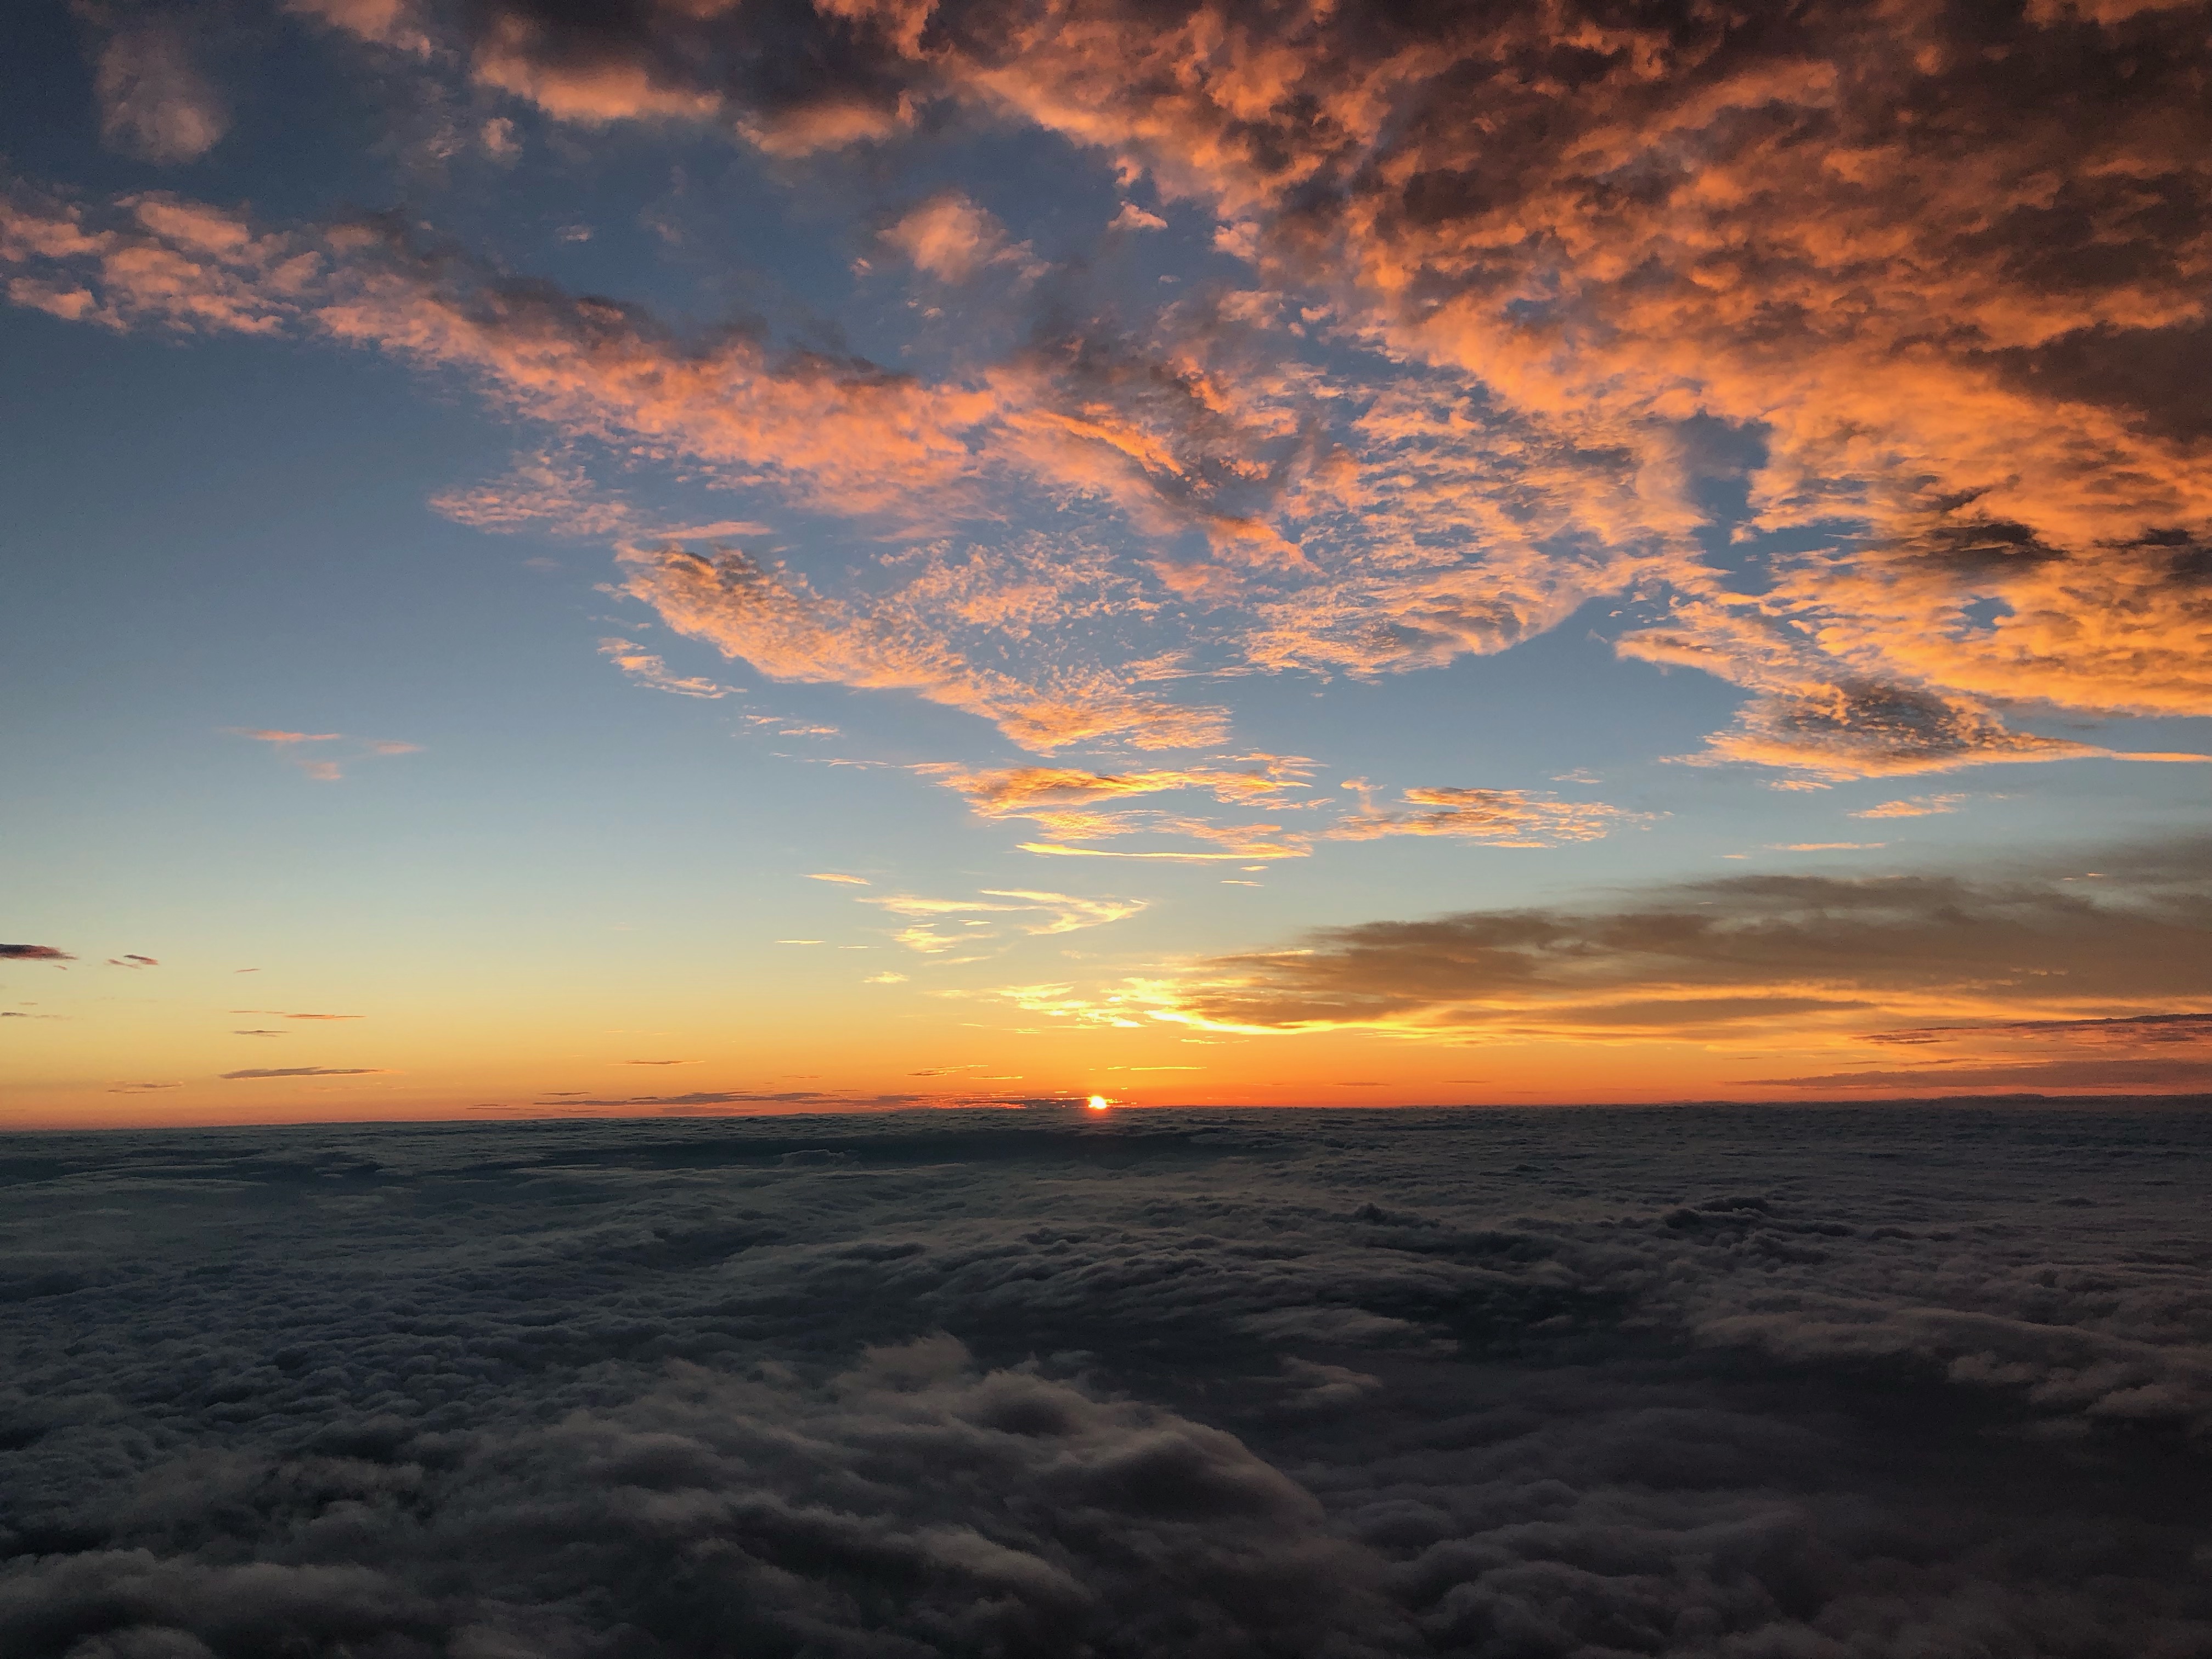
{"left": 10, "top": 0, "right": 2211, "bottom": 787}
{"left": 3, "top": 1109, "right": 2209, "bottom": 1656}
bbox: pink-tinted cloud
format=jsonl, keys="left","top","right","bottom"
{"left": 283, "top": 0, "right": 432, "bottom": 55}
{"left": 86, "top": 16, "right": 228, "bottom": 164}
{"left": 343, "top": 0, "right": 2206, "bottom": 774}
{"left": 880, "top": 193, "right": 1041, "bottom": 283}
{"left": 229, "top": 727, "right": 420, "bottom": 781}
{"left": 430, "top": 450, "right": 637, "bottom": 536}
{"left": 20, "top": 0, "right": 2212, "bottom": 777}
{"left": 0, "top": 944, "right": 74, "bottom": 962}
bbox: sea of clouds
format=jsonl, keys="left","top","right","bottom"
{"left": 3, "top": 1105, "right": 2208, "bottom": 1658}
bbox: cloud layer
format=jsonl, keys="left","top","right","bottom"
{"left": 222, "top": 0, "right": 2212, "bottom": 778}
{"left": 13, "top": 0, "right": 2211, "bottom": 785}
{"left": 3, "top": 1108, "right": 2209, "bottom": 1657}
{"left": 1131, "top": 841, "right": 2212, "bottom": 1071}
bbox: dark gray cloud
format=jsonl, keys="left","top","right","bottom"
{"left": 2, "top": 1107, "right": 2209, "bottom": 1657}
{"left": 1154, "top": 841, "right": 2212, "bottom": 1035}
{"left": 1746, "top": 1056, "right": 2212, "bottom": 1091}
{"left": 215, "top": 1066, "right": 388, "bottom": 1080}
{"left": 0, "top": 945, "right": 74, "bottom": 962}
{"left": 556, "top": 1088, "right": 1080, "bottom": 1110}
{"left": 1867, "top": 1011, "right": 2212, "bottom": 1047}
{"left": 1752, "top": 1003, "right": 2212, "bottom": 1090}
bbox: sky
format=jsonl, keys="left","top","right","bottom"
{"left": 3, "top": 0, "right": 2209, "bottom": 1125}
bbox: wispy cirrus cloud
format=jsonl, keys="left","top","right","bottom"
{"left": 430, "top": 449, "right": 637, "bottom": 537}
{"left": 597, "top": 638, "right": 739, "bottom": 700}
{"left": 864, "top": 888, "right": 1146, "bottom": 955}
{"left": 1795, "top": 1006, "right": 2212, "bottom": 1089}
{"left": 916, "top": 759, "right": 1317, "bottom": 850}
{"left": 1851, "top": 795, "right": 1971, "bottom": 821}
{"left": 229, "top": 728, "right": 420, "bottom": 782}
{"left": 1866, "top": 1012, "right": 2212, "bottom": 1048}
{"left": 1327, "top": 785, "right": 1647, "bottom": 848}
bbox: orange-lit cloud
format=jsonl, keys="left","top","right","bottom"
{"left": 880, "top": 192, "right": 1042, "bottom": 284}
{"left": 430, "top": 450, "right": 638, "bottom": 537}
{"left": 916, "top": 759, "right": 1319, "bottom": 848}
{"left": 625, "top": 545, "right": 1226, "bottom": 751}
{"left": 1327, "top": 786, "right": 1646, "bottom": 848}
{"left": 597, "top": 638, "right": 739, "bottom": 701}
{"left": 229, "top": 728, "right": 420, "bottom": 782}
{"left": 862, "top": 888, "right": 1146, "bottom": 955}
{"left": 1852, "top": 795, "right": 1970, "bottom": 821}
{"left": 15, "top": 0, "right": 2212, "bottom": 785}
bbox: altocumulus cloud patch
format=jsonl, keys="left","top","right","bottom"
{"left": 2, "top": 1108, "right": 2209, "bottom": 1657}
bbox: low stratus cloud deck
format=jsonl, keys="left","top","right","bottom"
{"left": 4, "top": 1107, "right": 2208, "bottom": 1655}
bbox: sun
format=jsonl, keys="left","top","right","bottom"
{"left": 1086, "top": 1095, "right": 1110, "bottom": 1111}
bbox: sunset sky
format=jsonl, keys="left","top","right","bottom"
{"left": 4, "top": 0, "right": 2208, "bottom": 1125}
